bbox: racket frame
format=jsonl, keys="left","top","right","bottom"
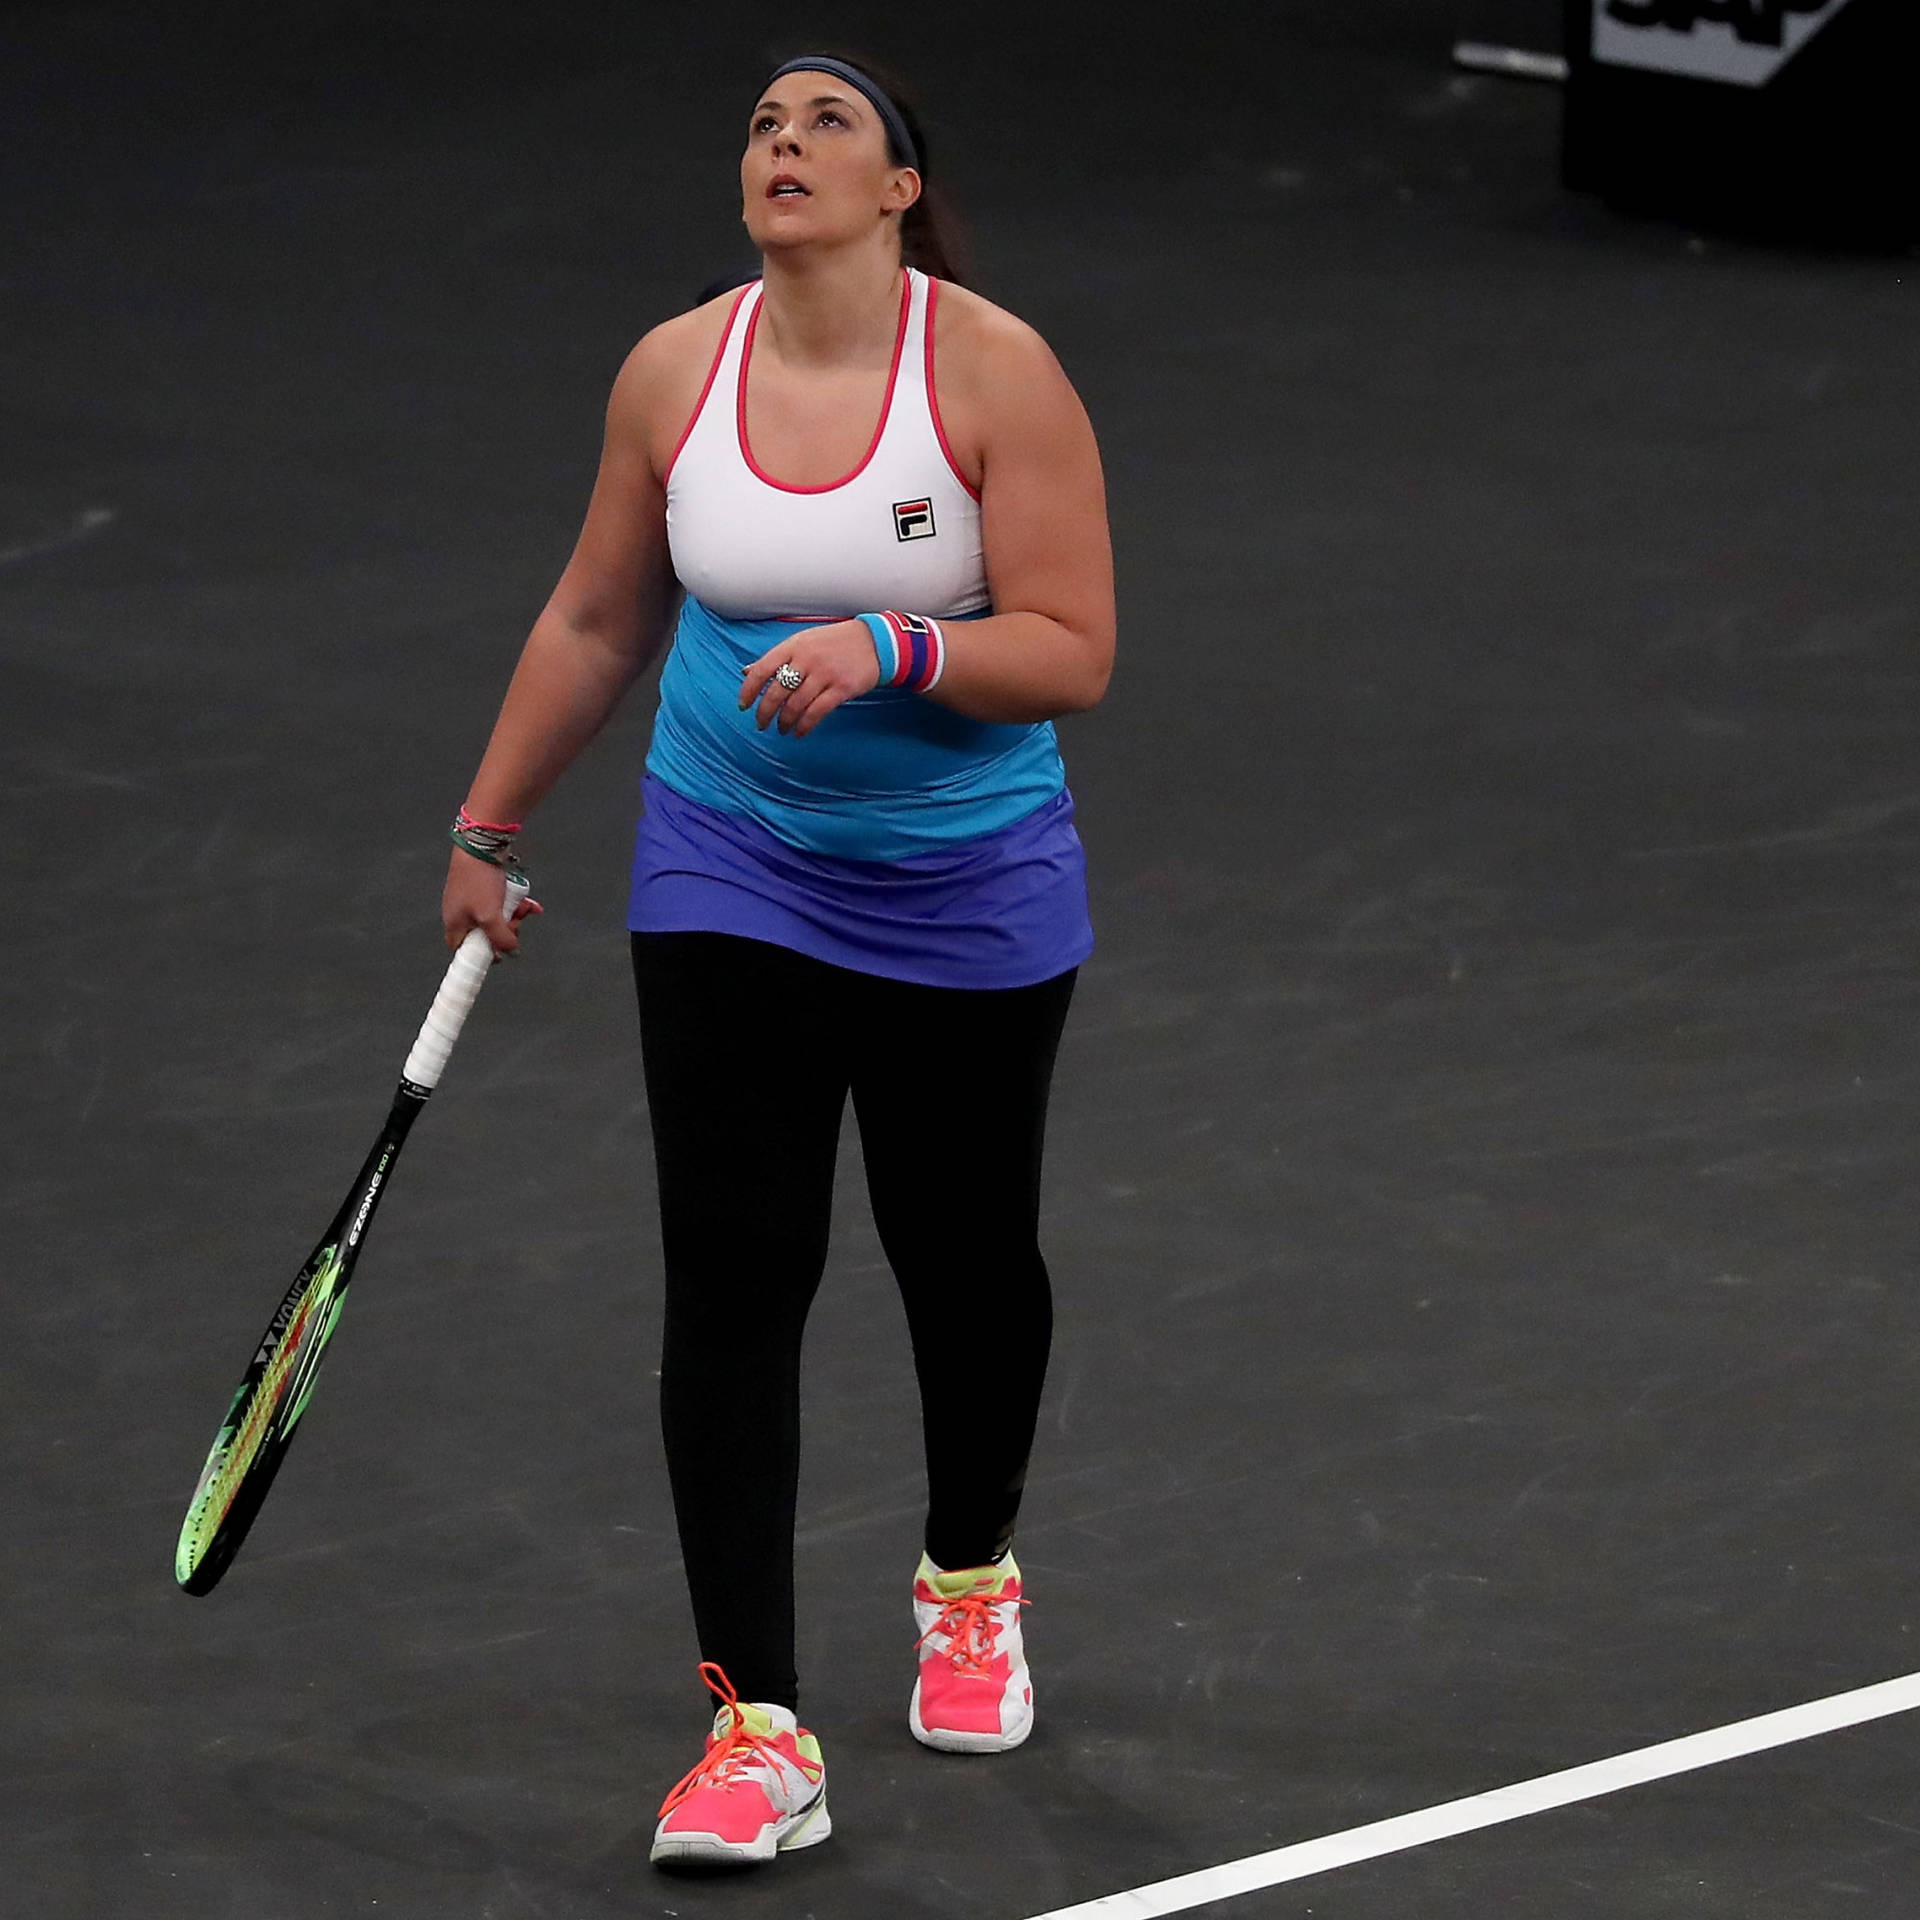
{"left": 174, "top": 882, "right": 524, "bottom": 1596}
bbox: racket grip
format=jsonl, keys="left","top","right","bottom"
{"left": 403, "top": 874, "right": 529, "bottom": 1091}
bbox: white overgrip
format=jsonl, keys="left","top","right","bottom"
{"left": 402, "top": 875, "right": 528, "bottom": 1090}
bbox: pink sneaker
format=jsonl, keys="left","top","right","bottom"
{"left": 650, "top": 1663, "right": 830, "bottom": 1866}
{"left": 909, "top": 1551, "right": 1033, "bottom": 1752}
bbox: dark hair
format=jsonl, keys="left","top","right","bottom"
{"left": 792, "top": 48, "right": 973, "bottom": 288}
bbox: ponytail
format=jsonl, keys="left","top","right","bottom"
{"left": 902, "top": 177, "right": 972, "bottom": 288}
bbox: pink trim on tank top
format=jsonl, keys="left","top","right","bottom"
{"left": 924, "top": 277, "right": 983, "bottom": 502}
{"left": 735, "top": 273, "right": 912, "bottom": 494}
{"left": 664, "top": 285, "right": 754, "bottom": 486}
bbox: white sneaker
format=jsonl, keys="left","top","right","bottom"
{"left": 909, "top": 1551, "right": 1033, "bottom": 1752}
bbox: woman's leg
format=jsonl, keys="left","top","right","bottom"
{"left": 849, "top": 969, "right": 1077, "bottom": 1570}
{"left": 632, "top": 931, "right": 852, "bottom": 1711}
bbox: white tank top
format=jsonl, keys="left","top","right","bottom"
{"left": 665, "top": 268, "right": 989, "bottom": 624}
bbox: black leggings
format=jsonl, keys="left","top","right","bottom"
{"left": 632, "top": 931, "right": 1076, "bottom": 1712}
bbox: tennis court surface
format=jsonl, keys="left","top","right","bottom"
{"left": 6, "top": 4, "right": 1918, "bottom": 1914}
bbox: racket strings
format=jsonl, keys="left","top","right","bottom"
{"left": 183, "top": 1256, "right": 337, "bottom": 1550}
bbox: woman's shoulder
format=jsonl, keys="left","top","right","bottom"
{"left": 612, "top": 284, "right": 757, "bottom": 471}
{"left": 651, "top": 281, "right": 757, "bottom": 355}
{"left": 928, "top": 279, "right": 1053, "bottom": 370}
{"left": 928, "top": 279, "right": 1080, "bottom": 433}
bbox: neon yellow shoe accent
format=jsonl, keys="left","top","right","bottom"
{"left": 919, "top": 1549, "right": 1021, "bottom": 1600}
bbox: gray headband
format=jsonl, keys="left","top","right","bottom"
{"left": 762, "top": 56, "right": 922, "bottom": 174}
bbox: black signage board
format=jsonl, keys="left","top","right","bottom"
{"left": 1562, "top": 0, "right": 1917, "bottom": 245}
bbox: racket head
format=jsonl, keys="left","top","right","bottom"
{"left": 172, "top": 914, "right": 497, "bottom": 1599}
{"left": 174, "top": 1234, "right": 357, "bottom": 1595}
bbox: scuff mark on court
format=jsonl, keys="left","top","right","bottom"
{"left": 0, "top": 507, "right": 116, "bottom": 567}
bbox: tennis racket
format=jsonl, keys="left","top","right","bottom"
{"left": 174, "top": 876, "right": 529, "bottom": 1596}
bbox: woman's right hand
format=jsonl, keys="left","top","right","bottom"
{"left": 442, "top": 849, "right": 541, "bottom": 955}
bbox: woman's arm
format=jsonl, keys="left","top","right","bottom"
{"left": 926, "top": 308, "right": 1116, "bottom": 724}
{"left": 442, "top": 328, "right": 686, "bottom": 948}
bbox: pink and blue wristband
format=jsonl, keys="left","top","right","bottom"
{"left": 860, "top": 610, "right": 947, "bottom": 692}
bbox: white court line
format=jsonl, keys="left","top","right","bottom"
{"left": 1026, "top": 1669, "right": 1920, "bottom": 1919}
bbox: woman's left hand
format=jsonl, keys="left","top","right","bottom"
{"left": 739, "top": 618, "right": 882, "bottom": 737}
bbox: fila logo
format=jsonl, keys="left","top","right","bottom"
{"left": 1594, "top": 0, "right": 1855, "bottom": 86}
{"left": 893, "top": 498, "right": 936, "bottom": 542}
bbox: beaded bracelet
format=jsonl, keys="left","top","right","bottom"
{"left": 858, "top": 610, "right": 947, "bottom": 693}
{"left": 449, "top": 804, "right": 522, "bottom": 869}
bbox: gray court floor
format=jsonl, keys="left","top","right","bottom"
{"left": 5, "top": 4, "right": 1920, "bottom": 1915}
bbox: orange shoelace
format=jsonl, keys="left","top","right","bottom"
{"left": 657, "top": 1662, "right": 822, "bottom": 1817}
{"left": 917, "top": 1587, "right": 1029, "bottom": 1674}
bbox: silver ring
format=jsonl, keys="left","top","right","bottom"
{"left": 775, "top": 663, "right": 804, "bottom": 691}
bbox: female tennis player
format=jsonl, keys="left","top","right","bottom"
{"left": 443, "top": 51, "right": 1113, "bottom": 1868}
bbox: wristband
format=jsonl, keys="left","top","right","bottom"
{"left": 449, "top": 806, "right": 522, "bottom": 868}
{"left": 858, "top": 610, "right": 946, "bottom": 693}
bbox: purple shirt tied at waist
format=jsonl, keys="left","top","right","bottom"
{"left": 628, "top": 772, "right": 1093, "bottom": 990}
